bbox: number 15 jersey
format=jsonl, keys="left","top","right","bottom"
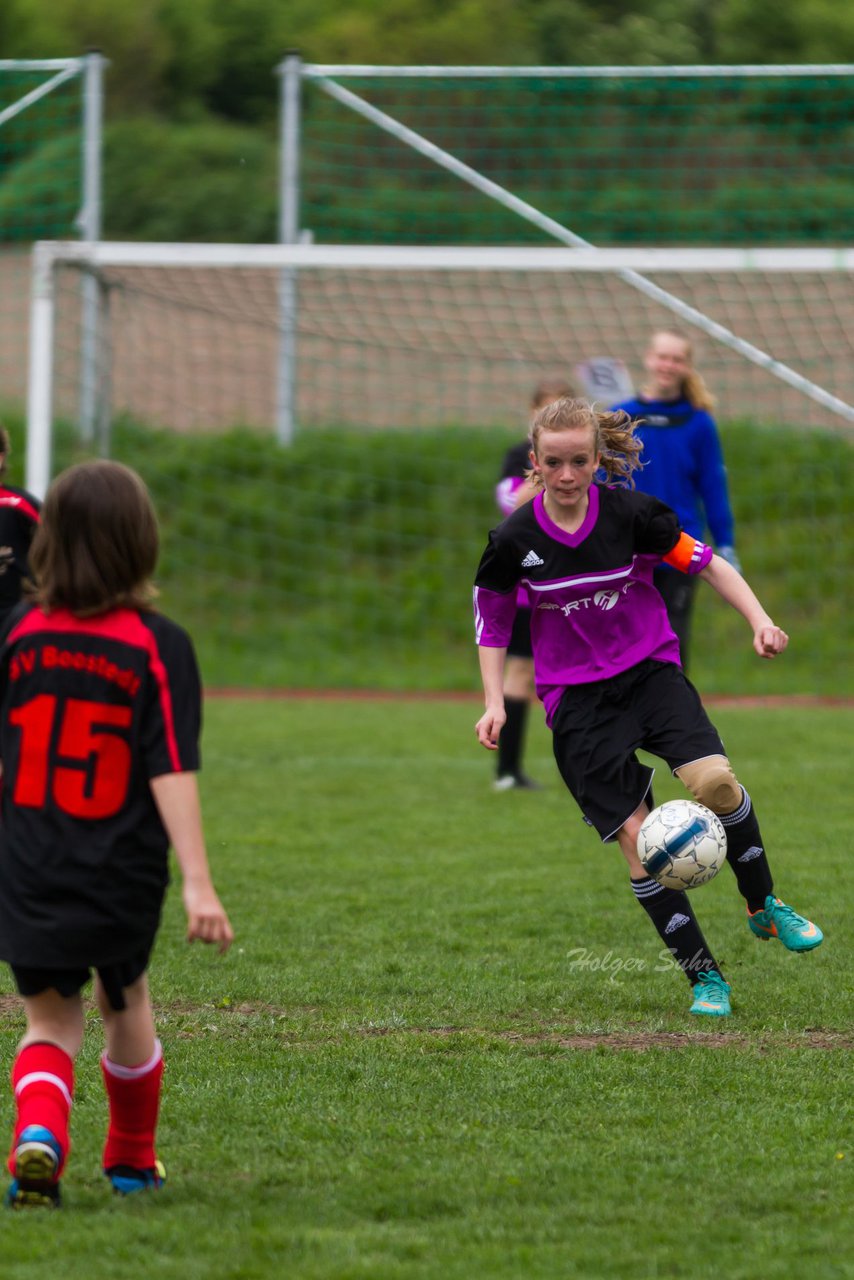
{"left": 0, "top": 604, "right": 202, "bottom": 968}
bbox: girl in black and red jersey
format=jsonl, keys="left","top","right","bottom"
{"left": 474, "top": 398, "right": 822, "bottom": 1019}
{"left": 0, "top": 426, "right": 41, "bottom": 626}
{"left": 0, "top": 460, "right": 233, "bottom": 1209}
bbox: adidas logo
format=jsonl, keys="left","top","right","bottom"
{"left": 521, "top": 550, "right": 544, "bottom": 568}
{"left": 738, "top": 846, "right": 763, "bottom": 863}
{"left": 665, "top": 913, "right": 691, "bottom": 935}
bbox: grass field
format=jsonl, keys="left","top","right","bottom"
{"left": 0, "top": 696, "right": 850, "bottom": 1278}
{"left": 2, "top": 410, "right": 851, "bottom": 696}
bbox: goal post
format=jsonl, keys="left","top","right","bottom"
{"left": 25, "top": 238, "right": 854, "bottom": 697}
{"left": 27, "top": 239, "right": 854, "bottom": 497}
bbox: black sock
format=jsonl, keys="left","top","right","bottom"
{"left": 631, "top": 876, "right": 722, "bottom": 986}
{"left": 497, "top": 697, "right": 528, "bottom": 778}
{"left": 718, "top": 788, "right": 774, "bottom": 914}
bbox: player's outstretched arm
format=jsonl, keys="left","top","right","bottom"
{"left": 699, "top": 554, "right": 788, "bottom": 659}
{"left": 475, "top": 645, "right": 507, "bottom": 748}
{"left": 151, "top": 772, "right": 235, "bottom": 952}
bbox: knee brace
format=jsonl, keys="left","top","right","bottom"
{"left": 675, "top": 755, "right": 742, "bottom": 815}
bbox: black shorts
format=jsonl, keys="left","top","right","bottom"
{"left": 11, "top": 946, "right": 153, "bottom": 1012}
{"left": 551, "top": 659, "right": 725, "bottom": 842}
{"left": 507, "top": 606, "right": 534, "bottom": 659}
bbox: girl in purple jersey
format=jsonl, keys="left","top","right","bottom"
{"left": 1, "top": 461, "right": 233, "bottom": 1209}
{"left": 473, "top": 397, "right": 822, "bottom": 1018}
{"left": 492, "top": 376, "right": 574, "bottom": 791}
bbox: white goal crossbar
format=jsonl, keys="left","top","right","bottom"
{"left": 27, "top": 239, "right": 854, "bottom": 496}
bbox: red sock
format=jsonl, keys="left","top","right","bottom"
{"left": 8, "top": 1042, "right": 74, "bottom": 1176}
{"left": 101, "top": 1041, "right": 164, "bottom": 1171}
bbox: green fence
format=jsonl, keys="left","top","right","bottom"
{"left": 0, "top": 57, "right": 103, "bottom": 422}
{"left": 299, "top": 67, "right": 854, "bottom": 245}
{"left": 0, "top": 60, "right": 90, "bottom": 241}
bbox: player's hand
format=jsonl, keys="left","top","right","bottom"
{"left": 183, "top": 881, "right": 234, "bottom": 953}
{"left": 475, "top": 705, "right": 506, "bottom": 750}
{"left": 754, "top": 623, "right": 788, "bottom": 659}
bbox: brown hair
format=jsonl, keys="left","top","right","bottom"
{"left": 648, "top": 328, "right": 715, "bottom": 412}
{"left": 0, "top": 425, "right": 10, "bottom": 476}
{"left": 530, "top": 374, "right": 575, "bottom": 411}
{"left": 529, "top": 397, "right": 643, "bottom": 487}
{"left": 29, "top": 460, "right": 159, "bottom": 615}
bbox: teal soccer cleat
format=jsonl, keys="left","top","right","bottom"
{"left": 689, "top": 970, "right": 732, "bottom": 1017}
{"left": 748, "top": 895, "right": 823, "bottom": 952}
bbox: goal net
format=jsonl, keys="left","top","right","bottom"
{"left": 27, "top": 241, "right": 854, "bottom": 697}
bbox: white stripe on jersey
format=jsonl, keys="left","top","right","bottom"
{"left": 473, "top": 586, "right": 485, "bottom": 643}
{"left": 522, "top": 558, "right": 637, "bottom": 594}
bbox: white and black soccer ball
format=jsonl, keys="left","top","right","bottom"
{"left": 637, "top": 799, "right": 727, "bottom": 891}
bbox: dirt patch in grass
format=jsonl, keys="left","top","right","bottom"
{"left": 3, "top": 996, "right": 849, "bottom": 1052}
{"left": 361, "top": 1024, "right": 853, "bottom": 1052}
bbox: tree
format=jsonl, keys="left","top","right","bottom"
{"left": 714, "top": 0, "right": 854, "bottom": 62}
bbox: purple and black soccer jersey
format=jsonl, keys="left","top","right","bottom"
{"left": 473, "top": 484, "right": 712, "bottom": 726}
{"left": 0, "top": 605, "right": 201, "bottom": 968}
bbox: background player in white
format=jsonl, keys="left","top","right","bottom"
{"left": 473, "top": 398, "right": 822, "bottom": 1018}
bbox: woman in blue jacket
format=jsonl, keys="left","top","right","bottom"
{"left": 612, "top": 329, "right": 739, "bottom": 671}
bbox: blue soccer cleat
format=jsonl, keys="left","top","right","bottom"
{"left": 5, "top": 1125, "right": 62, "bottom": 1209}
{"left": 105, "top": 1159, "right": 166, "bottom": 1196}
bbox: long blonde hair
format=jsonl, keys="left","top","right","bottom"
{"left": 528, "top": 397, "right": 643, "bottom": 488}
{"left": 648, "top": 328, "right": 715, "bottom": 411}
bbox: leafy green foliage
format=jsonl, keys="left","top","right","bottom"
{"left": 3, "top": 1, "right": 853, "bottom": 243}
{"left": 102, "top": 117, "right": 277, "bottom": 242}
{"left": 715, "top": 0, "right": 854, "bottom": 63}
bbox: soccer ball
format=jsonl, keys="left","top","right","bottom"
{"left": 637, "top": 799, "right": 727, "bottom": 891}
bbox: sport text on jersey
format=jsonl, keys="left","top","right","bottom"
{"left": 9, "top": 645, "right": 142, "bottom": 697}
{"left": 534, "top": 579, "right": 636, "bottom": 615}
